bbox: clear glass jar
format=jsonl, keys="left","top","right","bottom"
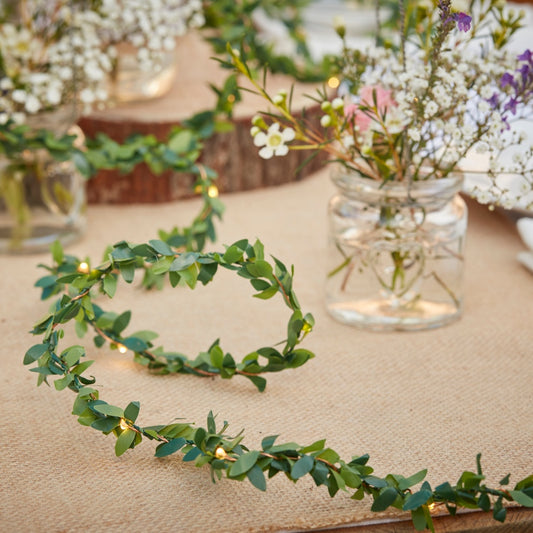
{"left": 0, "top": 109, "right": 86, "bottom": 254}
{"left": 326, "top": 169, "right": 468, "bottom": 331}
{"left": 109, "top": 43, "right": 177, "bottom": 103}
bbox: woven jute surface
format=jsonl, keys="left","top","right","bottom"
{"left": 1, "top": 169, "right": 532, "bottom": 532}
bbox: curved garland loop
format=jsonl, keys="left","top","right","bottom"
{"left": 26, "top": 240, "right": 533, "bottom": 532}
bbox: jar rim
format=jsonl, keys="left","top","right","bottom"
{"left": 332, "top": 167, "right": 464, "bottom": 203}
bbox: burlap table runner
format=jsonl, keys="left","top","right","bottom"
{"left": 1, "top": 169, "right": 532, "bottom": 532}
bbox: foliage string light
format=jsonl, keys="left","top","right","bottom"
{"left": 24, "top": 237, "right": 533, "bottom": 532}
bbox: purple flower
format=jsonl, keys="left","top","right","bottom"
{"left": 500, "top": 72, "right": 516, "bottom": 89}
{"left": 454, "top": 12, "right": 472, "bottom": 32}
{"left": 487, "top": 93, "right": 499, "bottom": 109}
{"left": 517, "top": 49, "right": 532, "bottom": 64}
{"left": 504, "top": 97, "right": 518, "bottom": 115}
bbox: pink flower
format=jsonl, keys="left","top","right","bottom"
{"left": 345, "top": 86, "right": 397, "bottom": 132}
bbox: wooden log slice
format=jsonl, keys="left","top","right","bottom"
{"left": 79, "top": 32, "right": 328, "bottom": 204}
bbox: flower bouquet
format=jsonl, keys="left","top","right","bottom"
{"left": 230, "top": 0, "right": 533, "bottom": 330}
{"left": 0, "top": 0, "right": 116, "bottom": 252}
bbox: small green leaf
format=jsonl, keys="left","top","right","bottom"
{"left": 222, "top": 245, "right": 243, "bottom": 263}
{"left": 113, "top": 311, "right": 131, "bottom": 334}
{"left": 291, "top": 455, "right": 314, "bottom": 480}
{"left": 500, "top": 473, "right": 511, "bottom": 486}
{"left": 54, "top": 374, "right": 74, "bottom": 391}
{"left": 50, "top": 240, "right": 64, "bottom": 264}
{"left": 509, "top": 490, "right": 533, "bottom": 507}
{"left": 62, "top": 345, "right": 84, "bottom": 367}
{"left": 230, "top": 450, "right": 260, "bottom": 477}
{"left": 253, "top": 285, "right": 278, "bottom": 300}
{"left": 247, "top": 464, "right": 267, "bottom": 491}
{"left": 124, "top": 401, "right": 140, "bottom": 423}
{"left": 246, "top": 260, "right": 273, "bottom": 278}
{"left": 194, "top": 427, "right": 206, "bottom": 448}
{"left": 155, "top": 437, "right": 186, "bottom": 458}
{"left": 371, "top": 486, "right": 399, "bottom": 512}
{"left": 261, "top": 435, "right": 278, "bottom": 450}
{"left": 115, "top": 429, "right": 136, "bottom": 456}
{"left": 102, "top": 274, "right": 117, "bottom": 298}
{"left": 411, "top": 507, "right": 428, "bottom": 531}
{"left": 23, "top": 343, "right": 49, "bottom": 365}
{"left": 403, "top": 490, "right": 432, "bottom": 511}
{"left": 300, "top": 439, "right": 326, "bottom": 454}
{"left": 398, "top": 469, "right": 428, "bottom": 491}
{"left": 149, "top": 239, "right": 174, "bottom": 256}
{"left": 92, "top": 403, "right": 124, "bottom": 418}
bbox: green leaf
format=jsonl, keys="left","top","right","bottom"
{"left": 207, "top": 411, "right": 216, "bottom": 434}
{"left": 261, "top": 435, "right": 278, "bottom": 450}
{"left": 500, "top": 473, "right": 511, "bottom": 486}
{"left": 114, "top": 311, "right": 131, "bottom": 334}
{"left": 50, "top": 240, "right": 64, "bottom": 264}
{"left": 122, "top": 337, "right": 149, "bottom": 352}
{"left": 149, "top": 239, "right": 175, "bottom": 256}
{"left": 92, "top": 403, "right": 124, "bottom": 418}
{"left": 509, "top": 490, "right": 533, "bottom": 507}
{"left": 120, "top": 262, "right": 135, "bottom": 283}
{"left": 170, "top": 252, "right": 199, "bottom": 272}
{"left": 340, "top": 466, "right": 362, "bottom": 489}
{"left": 124, "top": 401, "right": 140, "bottom": 423}
{"left": 91, "top": 417, "right": 120, "bottom": 433}
{"left": 24, "top": 343, "right": 49, "bottom": 365}
{"left": 300, "top": 439, "right": 326, "bottom": 454}
{"left": 478, "top": 493, "right": 491, "bottom": 512}
{"left": 246, "top": 260, "right": 273, "bottom": 278}
{"left": 411, "top": 507, "right": 428, "bottom": 531}
{"left": 54, "top": 374, "right": 74, "bottom": 391}
{"left": 230, "top": 450, "right": 260, "bottom": 477}
{"left": 223, "top": 245, "right": 244, "bottom": 263}
{"left": 194, "top": 427, "right": 207, "bottom": 448}
{"left": 155, "top": 437, "right": 186, "bottom": 457}
{"left": 247, "top": 464, "right": 267, "bottom": 491}
{"left": 403, "top": 490, "right": 432, "bottom": 511}
{"left": 371, "top": 486, "right": 399, "bottom": 512}
{"left": 291, "top": 455, "right": 314, "bottom": 480}
{"left": 209, "top": 345, "right": 224, "bottom": 369}
{"left": 182, "top": 447, "right": 203, "bottom": 462}
{"left": 398, "top": 469, "right": 428, "bottom": 491}
{"left": 62, "top": 345, "right": 84, "bottom": 367}
{"left": 253, "top": 285, "right": 278, "bottom": 300}
{"left": 247, "top": 375, "right": 267, "bottom": 392}
{"left": 115, "top": 429, "right": 136, "bottom": 456}
{"left": 102, "top": 274, "right": 117, "bottom": 298}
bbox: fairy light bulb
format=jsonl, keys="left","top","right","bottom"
{"left": 77, "top": 261, "right": 90, "bottom": 274}
{"left": 117, "top": 344, "right": 128, "bottom": 354}
{"left": 428, "top": 503, "right": 437, "bottom": 512}
{"left": 215, "top": 447, "right": 227, "bottom": 459}
{"left": 119, "top": 419, "right": 129, "bottom": 431}
{"left": 207, "top": 185, "right": 219, "bottom": 198}
{"left": 327, "top": 76, "right": 340, "bottom": 89}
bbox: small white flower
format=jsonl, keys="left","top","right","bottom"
{"left": 0, "top": 113, "right": 8, "bottom": 125}
{"left": 11, "top": 90, "right": 26, "bottom": 103}
{"left": 320, "top": 115, "right": 332, "bottom": 128}
{"left": 408, "top": 129, "right": 421, "bottom": 142}
{"left": 25, "top": 94, "right": 41, "bottom": 113}
{"left": 332, "top": 97, "right": 344, "bottom": 111}
{"left": 253, "top": 123, "right": 295, "bottom": 159}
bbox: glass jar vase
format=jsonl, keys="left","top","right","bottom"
{"left": 109, "top": 42, "right": 177, "bottom": 103}
{"left": 0, "top": 106, "right": 86, "bottom": 254}
{"left": 326, "top": 169, "right": 468, "bottom": 331}
{"left": 0, "top": 147, "right": 86, "bottom": 254}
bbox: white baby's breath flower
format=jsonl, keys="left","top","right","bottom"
{"left": 408, "top": 129, "right": 421, "bottom": 142}
{"left": 253, "top": 123, "right": 295, "bottom": 159}
{"left": 321, "top": 115, "right": 332, "bottom": 128}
